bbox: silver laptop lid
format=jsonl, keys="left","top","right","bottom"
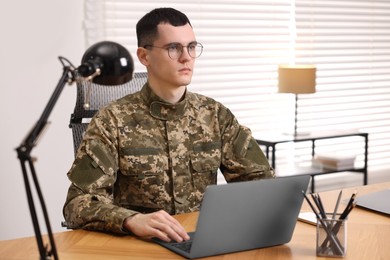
{"left": 190, "top": 175, "right": 310, "bottom": 258}
{"left": 355, "top": 189, "right": 390, "bottom": 215}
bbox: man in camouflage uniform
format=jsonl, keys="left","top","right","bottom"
{"left": 63, "top": 7, "right": 274, "bottom": 243}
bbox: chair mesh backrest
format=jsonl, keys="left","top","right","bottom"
{"left": 69, "top": 72, "right": 148, "bottom": 157}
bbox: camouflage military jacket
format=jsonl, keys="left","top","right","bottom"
{"left": 63, "top": 83, "right": 274, "bottom": 234}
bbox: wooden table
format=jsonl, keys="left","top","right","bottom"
{"left": 1, "top": 182, "right": 389, "bottom": 259}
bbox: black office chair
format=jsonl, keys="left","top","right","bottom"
{"left": 69, "top": 71, "right": 148, "bottom": 156}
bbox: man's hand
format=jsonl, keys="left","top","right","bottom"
{"left": 123, "top": 210, "right": 190, "bottom": 242}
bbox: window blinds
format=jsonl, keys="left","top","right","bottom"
{"left": 83, "top": 0, "right": 390, "bottom": 174}
{"left": 294, "top": 0, "right": 390, "bottom": 172}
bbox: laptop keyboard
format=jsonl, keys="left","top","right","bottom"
{"left": 170, "top": 240, "right": 193, "bottom": 253}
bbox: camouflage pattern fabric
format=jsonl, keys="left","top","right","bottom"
{"left": 63, "top": 83, "right": 275, "bottom": 234}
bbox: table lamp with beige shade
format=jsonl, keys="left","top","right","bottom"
{"left": 278, "top": 64, "right": 316, "bottom": 136}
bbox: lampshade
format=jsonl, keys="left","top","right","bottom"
{"left": 278, "top": 64, "right": 316, "bottom": 94}
{"left": 80, "top": 41, "right": 134, "bottom": 85}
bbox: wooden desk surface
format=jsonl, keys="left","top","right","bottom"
{"left": 1, "top": 182, "right": 389, "bottom": 260}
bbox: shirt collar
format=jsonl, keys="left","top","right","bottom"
{"left": 141, "top": 82, "right": 188, "bottom": 120}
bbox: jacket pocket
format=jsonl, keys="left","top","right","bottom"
{"left": 189, "top": 141, "right": 221, "bottom": 192}
{"left": 117, "top": 148, "right": 169, "bottom": 210}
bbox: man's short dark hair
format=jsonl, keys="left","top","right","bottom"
{"left": 136, "top": 7, "right": 192, "bottom": 47}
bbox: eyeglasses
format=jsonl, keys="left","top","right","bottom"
{"left": 144, "top": 42, "right": 203, "bottom": 60}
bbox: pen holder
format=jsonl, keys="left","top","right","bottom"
{"left": 316, "top": 213, "right": 347, "bottom": 257}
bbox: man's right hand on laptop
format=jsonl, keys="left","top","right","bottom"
{"left": 123, "top": 210, "right": 191, "bottom": 242}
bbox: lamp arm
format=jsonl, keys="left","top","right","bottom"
{"left": 15, "top": 57, "right": 76, "bottom": 260}
{"left": 19, "top": 58, "right": 75, "bottom": 154}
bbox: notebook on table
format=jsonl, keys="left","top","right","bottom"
{"left": 153, "top": 175, "right": 311, "bottom": 259}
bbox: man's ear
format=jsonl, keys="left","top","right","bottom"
{"left": 137, "top": 47, "right": 149, "bottom": 66}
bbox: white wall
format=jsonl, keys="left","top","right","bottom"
{"left": 0, "top": 0, "right": 84, "bottom": 240}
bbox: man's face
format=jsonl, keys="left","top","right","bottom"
{"left": 142, "top": 23, "right": 197, "bottom": 90}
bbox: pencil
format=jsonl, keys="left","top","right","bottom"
{"left": 332, "top": 190, "right": 343, "bottom": 220}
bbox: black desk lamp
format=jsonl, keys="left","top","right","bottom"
{"left": 15, "top": 41, "right": 134, "bottom": 260}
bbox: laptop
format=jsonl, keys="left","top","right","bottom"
{"left": 153, "top": 175, "right": 310, "bottom": 259}
{"left": 355, "top": 188, "right": 390, "bottom": 216}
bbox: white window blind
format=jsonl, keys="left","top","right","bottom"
{"left": 83, "top": 0, "right": 390, "bottom": 174}
{"left": 294, "top": 0, "right": 390, "bottom": 173}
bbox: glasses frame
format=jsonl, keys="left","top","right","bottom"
{"left": 144, "top": 42, "right": 203, "bottom": 60}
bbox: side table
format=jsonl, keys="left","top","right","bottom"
{"left": 256, "top": 130, "right": 368, "bottom": 193}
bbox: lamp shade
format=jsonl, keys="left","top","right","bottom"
{"left": 278, "top": 64, "right": 316, "bottom": 94}
{"left": 80, "top": 41, "right": 134, "bottom": 85}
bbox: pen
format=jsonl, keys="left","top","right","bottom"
{"left": 311, "top": 193, "right": 326, "bottom": 219}
{"left": 304, "top": 191, "right": 321, "bottom": 219}
{"left": 340, "top": 191, "right": 357, "bottom": 220}
{"left": 316, "top": 193, "right": 327, "bottom": 219}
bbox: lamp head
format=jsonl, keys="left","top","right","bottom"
{"left": 79, "top": 41, "right": 134, "bottom": 85}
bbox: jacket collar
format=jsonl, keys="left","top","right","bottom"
{"left": 141, "top": 82, "right": 188, "bottom": 120}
